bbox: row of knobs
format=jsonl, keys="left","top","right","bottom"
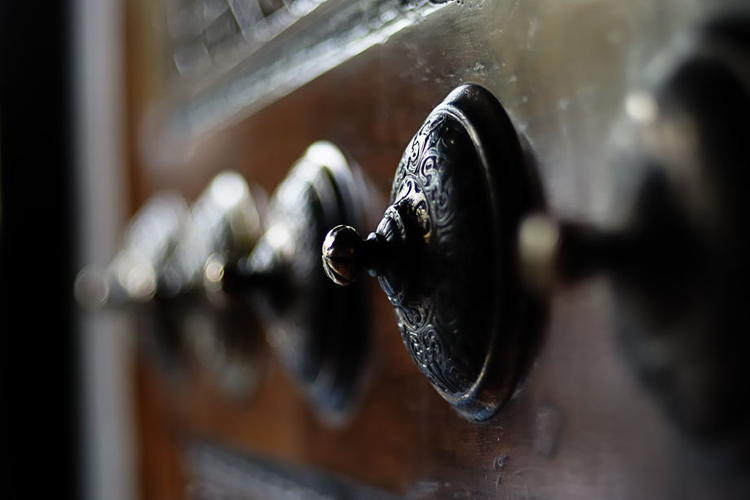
{"left": 321, "top": 14, "right": 750, "bottom": 443}
{"left": 77, "top": 143, "right": 369, "bottom": 417}
{"left": 79, "top": 12, "right": 750, "bottom": 451}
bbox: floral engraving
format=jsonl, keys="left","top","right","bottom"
{"left": 376, "top": 109, "right": 489, "bottom": 396}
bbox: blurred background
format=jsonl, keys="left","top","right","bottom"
{"left": 3, "top": 1, "right": 750, "bottom": 499}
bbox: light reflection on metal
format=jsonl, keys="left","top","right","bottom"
{"left": 74, "top": 193, "right": 188, "bottom": 308}
{"left": 625, "top": 91, "right": 659, "bottom": 124}
{"left": 168, "top": 170, "right": 263, "bottom": 300}
{"left": 168, "top": 0, "right": 329, "bottom": 78}
{"left": 163, "top": 0, "right": 447, "bottom": 144}
{"left": 75, "top": 173, "right": 266, "bottom": 397}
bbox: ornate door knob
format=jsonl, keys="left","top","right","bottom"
{"left": 164, "top": 171, "right": 263, "bottom": 303}
{"left": 322, "top": 85, "right": 545, "bottom": 421}
{"left": 221, "top": 142, "right": 371, "bottom": 419}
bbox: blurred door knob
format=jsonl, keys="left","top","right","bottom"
{"left": 75, "top": 193, "right": 187, "bottom": 308}
{"left": 518, "top": 14, "right": 750, "bottom": 442}
{"left": 75, "top": 172, "right": 264, "bottom": 387}
{"left": 166, "top": 171, "right": 265, "bottom": 398}
{"left": 222, "top": 142, "right": 371, "bottom": 420}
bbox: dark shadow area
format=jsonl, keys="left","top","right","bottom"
{"left": 1, "top": 2, "right": 80, "bottom": 499}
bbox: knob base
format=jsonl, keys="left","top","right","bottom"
{"left": 379, "top": 85, "right": 545, "bottom": 420}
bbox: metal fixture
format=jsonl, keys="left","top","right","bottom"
{"left": 224, "top": 142, "right": 371, "bottom": 419}
{"left": 322, "top": 85, "right": 545, "bottom": 421}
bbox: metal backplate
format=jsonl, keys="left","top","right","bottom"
{"left": 375, "top": 85, "right": 545, "bottom": 420}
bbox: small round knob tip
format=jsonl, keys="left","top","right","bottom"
{"left": 322, "top": 225, "right": 364, "bottom": 286}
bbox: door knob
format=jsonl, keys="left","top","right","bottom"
{"left": 75, "top": 193, "right": 188, "bottom": 308}
{"left": 166, "top": 171, "right": 265, "bottom": 397}
{"left": 163, "top": 171, "right": 263, "bottom": 301}
{"left": 322, "top": 85, "right": 546, "bottom": 421}
{"left": 221, "top": 142, "right": 371, "bottom": 419}
{"left": 75, "top": 193, "right": 190, "bottom": 369}
{"left": 75, "top": 172, "right": 265, "bottom": 391}
{"left": 518, "top": 15, "right": 750, "bottom": 442}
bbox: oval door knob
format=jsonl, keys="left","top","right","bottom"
{"left": 323, "top": 85, "right": 545, "bottom": 421}
{"left": 519, "top": 15, "right": 750, "bottom": 442}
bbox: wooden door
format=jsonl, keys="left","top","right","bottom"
{"left": 116, "top": 1, "right": 750, "bottom": 498}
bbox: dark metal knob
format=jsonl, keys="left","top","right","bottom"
{"left": 322, "top": 85, "right": 545, "bottom": 421}
{"left": 74, "top": 192, "right": 192, "bottom": 372}
{"left": 76, "top": 173, "right": 265, "bottom": 388}
{"left": 322, "top": 226, "right": 387, "bottom": 286}
{"left": 165, "top": 171, "right": 263, "bottom": 302}
{"left": 223, "top": 142, "right": 371, "bottom": 419}
{"left": 519, "top": 15, "right": 750, "bottom": 443}
{"left": 75, "top": 193, "right": 188, "bottom": 308}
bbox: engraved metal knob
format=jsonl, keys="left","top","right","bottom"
{"left": 322, "top": 85, "right": 545, "bottom": 421}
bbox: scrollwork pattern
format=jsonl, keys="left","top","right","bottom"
{"left": 377, "top": 108, "right": 487, "bottom": 397}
